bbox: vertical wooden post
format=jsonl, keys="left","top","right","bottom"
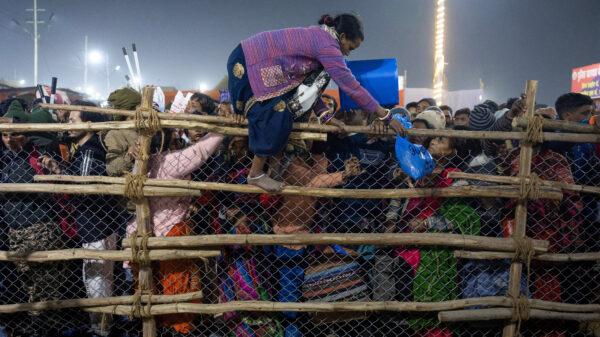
{"left": 135, "top": 87, "right": 156, "bottom": 337}
{"left": 502, "top": 80, "right": 538, "bottom": 337}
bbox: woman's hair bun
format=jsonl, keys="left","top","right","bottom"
{"left": 318, "top": 14, "right": 335, "bottom": 27}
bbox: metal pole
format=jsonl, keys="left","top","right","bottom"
{"left": 33, "top": 0, "right": 38, "bottom": 85}
{"left": 132, "top": 43, "right": 142, "bottom": 91}
{"left": 106, "top": 54, "right": 110, "bottom": 96}
{"left": 84, "top": 35, "right": 88, "bottom": 91}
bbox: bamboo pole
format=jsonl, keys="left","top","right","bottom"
{"left": 33, "top": 175, "right": 564, "bottom": 200}
{"left": 0, "top": 183, "right": 202, "bottom": 197}
{"left": 83, "top": 298, "right": 513, "bottom": 315}
{"left": 0, "top": 120, "right": 323, "bottom": 141}
{"left": 40, "top": 103, "right": 600, "bottom": 137}
{"left": 135, "top": 87, "right": 157, "bottom": 337}
{"left": 122, "top": 233, "right": 548, "bottom": 253}
{"left": 83, "top": 298, "right": 600, "bottom": 315}
{"left": 454, "top": 250, "right": 600, "bottom": 262}
{"left": 0, "top": 248, "right": 220, "bottom": 262}
{"left": 5, "top": 118, "right": 600, "bottom": 143}
{"left": 446, "top": 171, "right": 600, "bottom": 195}
{"left": 0, "top": 291, "right": 203, "bottom": 314}
{"left": 439, "top": 308, "right": 600, "bottom": 323}
{"left": 516, "top": 116, "right": 600, "bottom": 134}
{"left": 503, "top": 80, "right": 538, "bottom": 337}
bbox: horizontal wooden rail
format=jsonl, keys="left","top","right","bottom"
{"left": 438, "top": 308, "right": 600, "bottom": 323}
{"left": 0, "top": 291, "right": 202, "bottom": 313}
{"left": 41, "top": 103, "right": 600, "bottom": 136}
{"left": 0, "top": 183, "right": 202, "bottom": 197}
{"left": 447, "top": 171, "right": 600, "bottom": 195}
{"left": 454, "top": 250, "right": 600, "bottom": 262}
{"left": 33, "top": 175, "right": 564, "bottom": 200}
{"left": 83, "top": 297, "right": 600, "bottom": 315}
{"left": 0, "top": 120, "right": 323, "bottom": 141}
{"left": 122, "top": 233, "right": 548, "bottom": 253}
{"left": 0, "top": 248, "right": 220, "bottom": 262}
{"left": 516, "top": 116, "right": 600, "bottom": 134}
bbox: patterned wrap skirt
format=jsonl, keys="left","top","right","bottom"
{"left": 227, "top": 43, "right": 295, "bottom": 157}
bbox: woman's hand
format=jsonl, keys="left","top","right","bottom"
{"left": 372, "top": 106, "right": 407, "bottom": 137}
{"left": 39, "top": 155, "right": 61, "bottom": 174}
{"left": 229, "top": 112, "right": 245, "bottom": 124}
{"left": 388, "top": 117, "right": 408, "bottom": 137}
{"left": 326, "top": 117, "right": 346, "bottom": 135}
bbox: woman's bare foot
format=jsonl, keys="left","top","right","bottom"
{"left": 247, "top": 173, "right": 285, "bottom": 192}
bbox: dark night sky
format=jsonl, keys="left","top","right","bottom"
{"left": 1, "top": 0, "right": 599, "bottom": 106}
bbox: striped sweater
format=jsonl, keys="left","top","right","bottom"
{"left": 241, "top": 26, "right": 379, "bottom": 113}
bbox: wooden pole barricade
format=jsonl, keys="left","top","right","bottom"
{"left": 0, "top": 291, "right": 203, "bottom": 314}
{"left": 32, "top": 174, "right": 564, "bottom": 200}
{"left": 121, "top": 233, "right": 548, "bottom": 252}
{"left": 0, "top": 81, "right": 594, "bottom": 333}
{"left": 440, "top": 308, "right": 600, "bottom": 323}
{"left": 133, "top": 87, "right": 157, "bottom": 337}
{"left": 0, "top": 248, "right": 220, "bottom": 262}
{"left": 40, "top": 102, "right": 600, "bottom": 137}
{"left": 446, "top": 171, "right": 600, "bottom": 195}
{"left": 516, "top": 116, "right": 600, "bottom": 134}
{"left": 0, "top": 182, "right": 203, "bottom": 197}
{"left": 502, "top": 80, "right": 538, "bottom": 337}
{"left": 5, "top": 119, "right": 600, "bottom": 143}
{"left": 0, "top": 119, "right": 325, "bottom": 141}
{"left": 454, "top": 250, "right": 600, "bottom": 262}
{"left": 82, "top": 297, "right": 600, "bottom": 315}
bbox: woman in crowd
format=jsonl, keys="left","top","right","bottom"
{"left": 125, "top": 127, "right": 226, "bottom": 334}
{"left": 226, "top": 13, "right": 406, "bottom": 192}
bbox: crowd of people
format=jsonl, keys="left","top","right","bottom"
{"left": 1, "top": 10, "right": 599, "bottom": 337}
{"left": 0, "top": 86, "right": 599, "bottom": 337}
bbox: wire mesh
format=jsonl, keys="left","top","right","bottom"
{"left": 0, "top": 116, "right": 598, "bottom": 337}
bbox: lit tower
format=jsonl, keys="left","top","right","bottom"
{"left": 433, "top": 0, "right": 445, "bottom": 104}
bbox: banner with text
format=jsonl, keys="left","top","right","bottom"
{"left": 572, "top": 63, "right": 600, "bottom": 98}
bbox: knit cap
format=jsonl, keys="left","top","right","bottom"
{"left": 107, "top": 87, "right": 141, "bottom": 110}
{"left": 3, "top": 100, "right": 29, "bottom": 122}
{"left": 414, "top": 106, "right": 446, "bottom": 129}
{"left": 469, "top": 103, "right": 496, "bottom": 131}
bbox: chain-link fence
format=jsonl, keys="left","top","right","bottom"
{"left": 0, "top": 95, "right": 599, "bottom": 337}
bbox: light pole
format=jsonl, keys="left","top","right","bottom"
{"left": 13, "top": 0, "right": 52, "bottom": 85}
{"left": 84, "top": 35, "right": 88, "bottom": 91}
{"left": 433, "top": 0, "right": 446, "bottom": 105}
{"left": 105, "top": 55, "right": 121, "bottom": 96}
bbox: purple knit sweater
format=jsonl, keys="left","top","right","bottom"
{"left": 241, "top": 26, "right": 379, "bottom": 113}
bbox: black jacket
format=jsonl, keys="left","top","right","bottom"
{"left": 66, "top": 135, "right": 119, "bottom": 243}
{"left": 0, "top": 145, "right": 55, "bottom": 230}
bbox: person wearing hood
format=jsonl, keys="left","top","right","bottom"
{"left": 104, "top": 88, "right": 142, "bottom": 176}
{"left": 39, "top": 102, "right": 118, "bottom": 336}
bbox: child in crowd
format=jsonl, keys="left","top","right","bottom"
{"left": 391, "top": 134, "right": 480, "bottom": 337}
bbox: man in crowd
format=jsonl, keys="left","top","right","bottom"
{"left": 453, "top": 108, "right": 470, "bottom": 126}
{"left": 416, "top": 97, "right": 436, "bottom": 114}
{"left": 104, "top": 87, "right": 142, "bottom": 176}
{"left": 405, "top": 101, "right": 418, "bottom": 120}
{"left": 439, "top": 104, "right": 453, "bottom": 127}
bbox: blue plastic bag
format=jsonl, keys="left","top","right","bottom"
{"left": 393, "top": 114, "right": 436, "bottom": 180}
